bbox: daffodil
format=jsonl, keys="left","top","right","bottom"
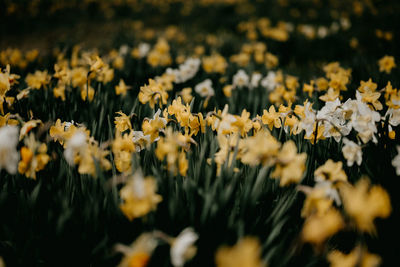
{"left": 271, "top": 140, "right": 307, "bottom": 186}
{"left": 25, "top": 70, "right": 50, "bottom": 90}
{"left": 194, "top": 79, "right": 214, "bottom": 98}
{"left": 215, "top": 237, "right": 264, "bottom": 267}
{"left": 231, "top": 109, "right": 253, "bottom": 137}
{"left": 261, "top": 105, "right": 282, "bottom": 130}
{"left": 142, "top": 109, "right": 167, "bottom": 142}
{"left": 302, "top": 208, "right": 344, "bottom": 244}
{"left": 0, "top": 125, "right": 19, "bottom": 174}
{"left": 18, "top": 133, "right": 50, "bottom": 179}
{"left": 328, "top": 246, "right": 381, "bottom": 267}
{"left": 112, "top": 131, "right": 136, "bottom": 173}
{"left": 139, "top": 79, "right": 169, "bottom": 108}
{"left": 19, "top": 119, "right": 42, "bottom": 141}
{"left": 232, "top": 69, "right": 249, "bottom": 89}
{"left": 155, "top": 127, "right": 191, "bottom": 176}
{"left": 119, "top": 170, "right": 162, "bottom": 221}
{"left": 240, "top": 129, "right": 280, "bottom": 167}
{"left": 314, "top": 159, "right": 347, "bottom": 182}
{"left": 378, "top": 55, "right": 396, "bottom": 74}
{"left": 115, "top": 79, "right": 131, "bottom": 96}
{"left": 340, "top": 178, "right": 391, "bottom": 233}
{"left": 170, "top": 228, "right": 198, "bottom": 267}
{"left": 117, "top": 233, "right": 158, "bottom": 267}
{"left": 115, "top": 111, "right": 132, "bottom": 133}
{"left": 342, "top": 138, "right": 362, "bottom": 167}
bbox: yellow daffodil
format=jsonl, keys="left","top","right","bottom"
{"left": 215, "top": 237, "right": 265, "bottom": 267}
{"left": 115, "top": 79, "right": 131, "bottom": 96}
{"left": 115, "top": 111, "right": 132, "bottom": 133}
{"left": 302, "top": 208, "right": 344, "bottom": 244}
{"left": 378, "top": 55, "right": 396, "bottom": 74}
{"left": 314, "top": 159, "right": 347, "bottom": 182}
{"left": 119, "top": 170, "right": 162, "bottom": 221}
{"left": 340, "top": 178, "right": 391, "bottom": 233}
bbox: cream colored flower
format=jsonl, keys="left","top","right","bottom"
{"left": 195, "top": 79, "right": 214, "bottom": 97}
{"left": 170, "top": 228, "right": 198, "bottom": 267}
{"left": 342, "top": 138, "right": 362, "bottom": 167}
{"left": 0, "top": 125, "right": 19, "bottom": 174}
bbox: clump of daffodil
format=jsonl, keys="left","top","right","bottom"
{"left": 49, "top": 119, "right": 90, "bottom": 146}
{"left": 202, "top": 53, "right": 228, "bottom": 74}
{"left": 62, "top": 129, "right": 111, "bottom": 177}
{"left": 147, "top": 38, "right": 172, "bottom": 67}
{"left": 383, "top": 81, "right": 400, "bottom": 108}
{"left": 323, "top": 62, "right": 351, "bottom": 92}
{"left": 206, "top": 105, "right": 237, "bottom": 135}
{"left": 301, "top": 168, "right": 345, "bottom": 244}
{"left": 25, "top": 70, "right": 51, "bottom": 90}
{"left": 240, "top": 129, "right": 281, "bottom": 167}
{"left": 340, "top": 178, "right": 391, "bottom": 233}
{"left": 119, "top": 170, "right": 162, "bottom": 221}
{"left": 357, "top": 79, "right": 382, "bottom": 111}
{"left": 0, "top": 113, "right": 19, "bottom": 127}
{"left": 316, "top": 62, "right": 351, "bottom": 102}
{"left": 231, "top": 109, "right": 253, "bottom": 137}
{"left": 215, "top": 237, "right": 265, "bottom": 267}
{"left": 155, "top": 127, "right": 192, "bottom": 176}
{"left": 142, "top": 109, "right": 168, "bottom": 142}
{"left": 139, "top": 78, "right": 169, "bottom": 108}
{"left": 18, "top": 133, "right": 50, "bottom": 179}
{"left": 167, "top": 97, "right": 205, "bottom": 136}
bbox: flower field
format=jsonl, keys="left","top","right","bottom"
{"left": 1, "top": 0, "right": 400, "bottom": 266}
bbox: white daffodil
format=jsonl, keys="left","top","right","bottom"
{"left": 195, "top": 79, "right": 214, "bottom": 97}
{"left": 260, "top": 71, "right": 277, "bottom": 91}
{"left": 314, "top": 180, "right": 342, "bottom": 206}
{"left": 342, "top": 138, "right": 362, "bottom": 167}
{"left": 249, "top": 73, "right": 262, "bottom": 90}
{"left": 343, "top": 94, "right": 380, "bottom": 144}
{"left": 170, "top": 228, "right": 198, "bottom": 267}
{"left": 132, "top": 131, "right": 151, "bottom": 151}
{"left": 63, "top": 130, "right": 87, "bottom": 165}
{"left": 138, "top": 43, "right": 151, "bottom": 58}
{"left": 385, "top": 108, "right": 400, "bottom": 127}
{"left": 167, "top": 58, "right": 201, "bottom": 83}
{"left": 232, "top": 69, "right": 249, "bottom": 89}
{"left": 299, "top": 102, "right": 317, "bottom": 138}
{"left": 0, "top": 125, "right": 19, "bottom": 174}
{"left": 317, "top": 99, "right": 350, "bottom": 142}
